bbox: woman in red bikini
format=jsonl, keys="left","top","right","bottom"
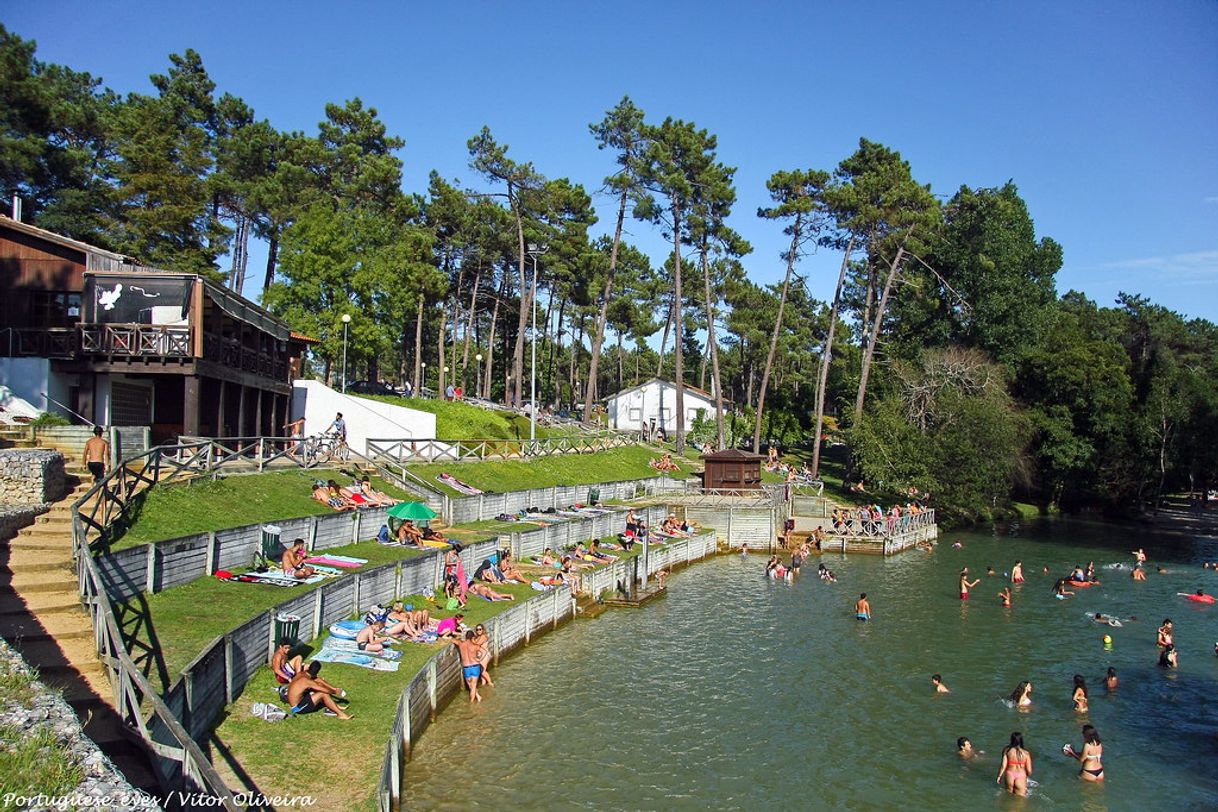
{"left": 997, "top": 731, "right": 1033, "bottom": 795}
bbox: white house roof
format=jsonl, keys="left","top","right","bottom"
{"left": 604, "top": 378, "right": 719, "bottom": 403}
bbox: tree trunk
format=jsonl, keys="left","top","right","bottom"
{"left": 584, "top": 189, "right": 629, "bottom": 421}
{"left": 699, "top": 247, "right": 726, "bottom": 448}
{"left": 671, "top": 200, "right": 685, "bottom": 453}
{"left": 812, "top": 236, "right": 855, "bottom": 478}
{"left": 546, "top": 288, "right": 564, "bottom": 406}
{"left": 448, "top": 255, "right": 465, "bottom": 379}
{"left": 853, "top": 241, "right": 908, "bottom": 424}
{"left": 229, "top": 214, "right": 250, "bottom": 294}
{"left": 437, "top": 309, "right": 447, "bottom": 397}
{"left": 461, "top": 263, "right": 481, "bottom": 387}
{"left": 262, "top": 233, "right": 279, "bottom": 292}
{"left": 510, "top": 182, "right": 528, "bottom": 406}
{"left": 485, "top": 267, "right": 506, "bottom": 400}
{"left": 656, "top": 295, "right": 674, "bottom": 379}
{"left": 412, "top": 293, "right": 424, "bottom": 395}
{"left": 616, "top": 330, "right": 624, "bottom": 394}
{"left": 753, "top": 216, "right": 802, "bottom": 452}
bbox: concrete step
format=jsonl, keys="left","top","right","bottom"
{"left": 0, "top": 591, "right": 81, "bottom": 614}
{"left": 3, "top": 546, "right": 75, "bottom": 566}
{"left": 0, "top": 569, "right": 77, "bottom": 593}
{"left": 35, "top": 514, "right": 74, "bottom": 526}
{"left": 0, "top": 610, "right": 93, "bottom": 641}
{"left": 17, "top": 525, "right": 72, "bottom": 540}
{"left": 3, "top": 537, "right": 72, "bottom": 552}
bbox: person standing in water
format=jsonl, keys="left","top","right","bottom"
{"left": 1010, "top": 681, "right": 1033, "bottom": 707}
{"left": 1104, "top": 667, "right": 1118, "bottom": 690}
{"left": 997, "top": 732, "right": 1033, "bottom": 796}
{"left": 1065, "top": 724, "right": 1104, "bottom": 781}
{"left": 1072, "top": 674, "right": 1089, "bottom": 713}
{"left": 855, "top": 593, "right": 871, "bottom": 621}
{"left": 959, "top": 568, "right": 980, "bottom": 601}
{"left": 1011, "top": 560, "right": 1024, "bottom": 584}
{"left": 1157, "top": 619, "right": 1173, "bottom": 649}
{"left": 932, "top": 674, "right": 950, "bottom": 693}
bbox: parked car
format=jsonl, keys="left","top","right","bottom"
{"left": 347, "top": 380, "right": 398, "bottom": 396}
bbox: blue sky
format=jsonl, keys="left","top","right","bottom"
{"left": 7, "top": 1, "right": 1218, "bottom": 320}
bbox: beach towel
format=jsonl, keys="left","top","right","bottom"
{"left": 324, "top": 638, "right": 402, "bottom": 660}
{"left": 455, "top": 559, "right": 468, "bottom": 603}
{"left": 305, "top": 556, "right": 366, "bottom": 568}
{"left": 310, "top": 649, "right": 400, "bottom": 671}
{"left": 218, "top": 572, "right": 300, "bottom": 587}
{"left": 438, "top": 472, "right": 483, "bottom": 495}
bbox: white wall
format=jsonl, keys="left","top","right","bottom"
{"left": 0, "top": 358, "right": 79, "bottom": 420}
{"left": 291, "top": 380, "right": 436, "bottom": 455}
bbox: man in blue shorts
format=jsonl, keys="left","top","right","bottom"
{"left": 454, "top": 631, "right": 483, "bottom": 703}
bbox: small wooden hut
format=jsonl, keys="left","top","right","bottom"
{"left": 701, "top": 448, "right": 763, "bottom": 491}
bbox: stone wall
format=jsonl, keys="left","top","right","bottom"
{"left": 0, "top": 637, "right": 158, "bottom": 811}
{"left": 0, "top": 504, "right": 49, "bottom": 542}
{"left": 0, "top": 448, "right": 66, "bottom": 506}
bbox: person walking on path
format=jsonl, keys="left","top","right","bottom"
{"left": 83, "top": 426, "right": 109, "bottom": 483}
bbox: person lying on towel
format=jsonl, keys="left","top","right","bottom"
{"left": 313, "top": 481, "right": 355, "bottom": 512}
{"left": 353, "top": 477, "right": 397, "bottom": 507}
{"left": 282, "top": 538, "right": 316, "bottom": 579}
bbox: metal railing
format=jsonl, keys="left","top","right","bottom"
{"left": 366, "top": 433, "right": 637, "bottom": 464}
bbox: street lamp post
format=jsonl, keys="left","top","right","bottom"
{"left": 526, "top": 243, "right": 548, "bottom": 442}
{"left": 340, "top": 313, "right": 351, "bottom": 393}
{"left": 475, "top": 353, "right": 483, "bottom": 398}
{"left": 443, "top": 366, "right": 450, "bottom": 399}
{"left": 421, "top": 362, "right": 427, "bottom": 397}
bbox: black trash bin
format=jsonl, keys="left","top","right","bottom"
{"left": 588, "top": 487, "right": 601, "bottom": 506}
{"left": 275, "top": 613, "right": 301, "bottom": 645}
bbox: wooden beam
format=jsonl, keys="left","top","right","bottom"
{"left": 183, "top": 376, "right": 200, "bottom": 436}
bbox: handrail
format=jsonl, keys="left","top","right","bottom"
{"left": 365, "top": 433, "right": 636, "bottom": 465}
{"left": 71, "top": 448, "right": 241, "bottom": 808}
{"left": 40, "top": 390, "right": 96, "bottom": 427}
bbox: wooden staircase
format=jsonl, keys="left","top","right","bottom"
{"left": 0, "top": 470, "right": 160, "bottom": 793}
{"left": 0, "top": 424, "right": 36, "bottom": 450}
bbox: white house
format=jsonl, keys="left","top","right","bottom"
{"left": 604, "top": 378, "right": 718, "bottom": 435}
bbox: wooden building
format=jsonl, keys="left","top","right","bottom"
{"left": 0, "top": 217, "right": 314, "bottom": 444}
{"left": 701, "top": 448, "right": 763, "bottom": 491}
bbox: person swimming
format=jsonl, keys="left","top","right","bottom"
{"left": 999, "top": 587, "right": 1012, "bottom": 607}
{"left": 957, "top": 736, "right": 977, "bottom": 758}
{"left": 1158, "top": 644, "right": 1178, "bottom": 668}
{"left": 932, "top": 674, "right": 950, "bottom": 693}
{"left": 1010, "top": 681, "right": 1033, "bottom": 707}
{"left": 1104, "top": 667, "right": 1118, "bottom": 691}
{"left": 1072, "top": 674, "right": 1088, "bottom": 713}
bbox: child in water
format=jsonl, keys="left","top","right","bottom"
{"left": 855, "top": 593, "right": 871, "bottom": 621}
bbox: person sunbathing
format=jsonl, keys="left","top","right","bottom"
{"left": 287, "top": 662, "right": 351, "bottom": 720}
{"left": 326, "top": 480, "right": 359, "bottom": 510}
{"left": 559, "top": 558, "right": 584, "bottom": 592}
{"left": 475, "top": 557, "right": 507, "bottom": 584}
{"left": 468, "top": 582, "right": 515, "bottom": 601}
{"left": 421, "top": 523, "right": 448, "bottom": 543}
{"left": 539, "top": 548, "right": 560, "bottom": 567}
{"left": 281, "top": 539, "right": 316, "bottom": 579}
{"left": 356, "top": 478, "right": 397, "bottom": 507}
{"left": 313, "top": 481, "right": 355, "bottom": 512}
{"left": 662, "top": 515, "right": 691, "bottom": 537}
{"left": 497, "top": 551, "right": 528, "bottom": 583}
{"left": 588, "top": 540, "right": 616, "bottom": 562}
{"left": 562, "top": 553, "right": 595, "bottom": 571}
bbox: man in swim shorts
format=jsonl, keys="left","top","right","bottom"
{"left": 960, "top": 568, "right": 980, "bottom": 600}
{"left": 454, "top": 631, "right": 483, "bottom": 703}
{"left": 855, "top": 593, "right": 871, "bottom": 621}
{"left": 286, "top": 662, "right": 351, "bottom": 719}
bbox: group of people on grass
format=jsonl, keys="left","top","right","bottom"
{"left": 311, "top": 476, "right": 399, "bottom": 512}
{"left": 649, "top": 453, "right": 681, "bottom": 473}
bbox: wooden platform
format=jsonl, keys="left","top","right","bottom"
{"left": 602, "top": 584, "right": 667, "bottom": 608}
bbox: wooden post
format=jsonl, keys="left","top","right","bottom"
{"left": 353, "top": 573, "right": 362, "bottom": 615}
{"left": 312, "top": 588, "right": 324, "bottom": 639}
{"left": 183, "top": 375, "right": 201, "bottom": 436}
{"left": 552, "top": 588, "right": 559, "bottom": 629}
{"left": 217, "top": 380, "right": 227, "bottom": 437}
{"left": 427, "top": 659, "right": 438, "bottom": 720}
{"left": 352, "top": 510, "right": 362, "bottom": 544}
{"left": 493, "top": 619, "right": 501, "bottom": 666}
{"left": 641, "top": 536, "right": 650, "bottom": 589}
{"left": 402, "top": 687, "right": 413, "bottom": 759}
{"left": 308, "top": 516, "right": 318, "bottom": 551}
{"left": 224, "top": 634, "right": 234, "bottom": 705}
{"left": 205, "top": 530, "right": 217, "bottom": 576}
{"left": 237, "top": 384, "right": 248, "bottom": 439}
{"left": 145, "top": 543, "right": 156, "bottom": 594}
{"left": 394, "top": 564, "right": 402, "bottom": 601}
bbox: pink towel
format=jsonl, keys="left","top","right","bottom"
{"left": 455, "top": 559, "right": 468, "bottom": 602}
{"left": 305, "top": 556, "right": 362, "bottom": 568}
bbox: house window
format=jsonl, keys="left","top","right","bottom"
{"left": 628, "top": 407, "right": 643, "bottom": 422}
{"left": 32, "top": 291, "right": 83, "bottom": 328}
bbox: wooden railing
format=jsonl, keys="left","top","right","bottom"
{"left": 365, "top": 432, "right": 637, "bottom": 464}
{"left": 80, "top": 323, "right": 192, "bottom": 357}
{"left": 71, "top": 450, "right": 241, "bottom": 808}
{"left": 0, "top": 326, "right": 77, "bottom": 358}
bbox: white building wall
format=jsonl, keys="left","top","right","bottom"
{"left": 0, "top": 358, "right": 79, "bottom": 420}
{"left": 291, "top": 380, "right": 436, "bottom": 455}
{"left": 608, "top": 380, "right": 714, "bottom": 433}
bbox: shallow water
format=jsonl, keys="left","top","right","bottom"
{"left": 405, "top": 518, "right": 1218, "bottom": 810}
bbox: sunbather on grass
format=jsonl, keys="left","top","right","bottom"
{"left": 588, "top": 540, "right": 616, "bottom": 562}
{"left": 497, "top": 551, "right": 528, "bottom": 583}
{"left": 355, "top": 620, "right": 395, "bottom": 653}
{"left": 282, "top": 539, "right": 316, "bottom": 580}
{"left": 313, "top": 481, "right": 356, "bottom": 512}
{"left": 325, "top": 480, "right": 358, "bottom": 510}
{"left": 355, "top": 478, "right": 397, "bottom": 507}
{"left": 397, "top": 521, "right": 425, "bottom": 548}
{"left": 287, "top": 662, "right": 351, "bottom": 720}
{"left": 421, "top": 523, "right": 448, "bottom": 544}
{"left": 468, "top": 582, "right": 515, "bottom": 601}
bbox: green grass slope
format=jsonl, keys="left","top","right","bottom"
{"left": 357, "top": 395, "right": 577, "bottom": 440}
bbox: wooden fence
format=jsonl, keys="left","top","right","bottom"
{"left": 366, "top": 432, "right": 637, "bottom": 465}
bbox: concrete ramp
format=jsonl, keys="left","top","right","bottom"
{"left": 291, "top": 380, "right": 436, "bottom": 455}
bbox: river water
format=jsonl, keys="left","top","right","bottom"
{"left": 405, "top": 518, "right": 1218, "bottom": 810}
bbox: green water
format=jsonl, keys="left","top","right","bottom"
{"left": 404, "top": 518, "right": 1218, "bottom": 810}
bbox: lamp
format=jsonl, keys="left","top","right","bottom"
{"left": 340, "top": 314, "right": 351, "bottom": 393}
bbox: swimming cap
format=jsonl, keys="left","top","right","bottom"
{"left": 1103, "top": 635, "right": 1113, "bottom": 645}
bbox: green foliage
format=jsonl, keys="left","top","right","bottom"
{"left": 358, "top": 394, "right": 572, "bottom": 440}
{"left": 29, "top": 412, "right": 70, "bottom": 426}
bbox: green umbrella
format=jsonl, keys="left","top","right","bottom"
{"left": 388, "top": 501, "right": 437, "bottom": 521}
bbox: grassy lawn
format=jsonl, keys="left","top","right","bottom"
{"left": 132, "top": 539, "right": 437, "bottom": 683}
{"left": 112, "top": 469, "right": 417, "bottom": 550}
{"left": 357, "top": 395, "right": 577, "bottom": 440}
{"left": 409, "top": 444, "right": 689, "bottom": 496}
{"left": 210, "top": 578, "right": 539, "bottom": 811}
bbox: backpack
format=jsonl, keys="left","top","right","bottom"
{"left": 376, "top": 524, "right": 391, "bottom": 544}
{"left": 363, "top": 604, "right": 388, "bottom": 625}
